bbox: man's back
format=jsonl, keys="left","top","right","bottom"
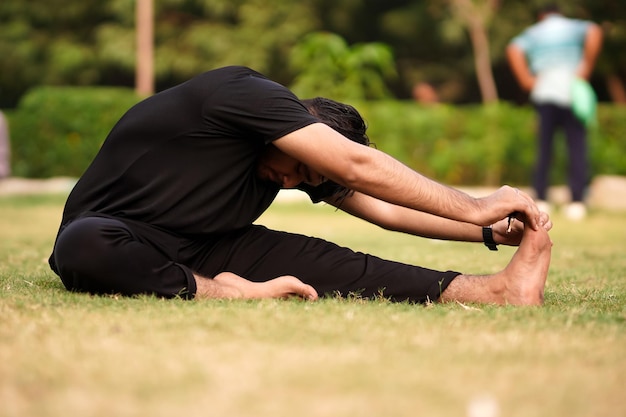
{"left": 57, "top": 66, "right": 316, "bottom": 236}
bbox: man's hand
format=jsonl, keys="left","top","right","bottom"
{"left": 477, "top": 186, "right": 543, "bottom": 231}
{"left": 492, "top": 211, "right": 552, "bottom": 246}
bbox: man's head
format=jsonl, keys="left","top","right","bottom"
{"left": 538, "top": 3, "right": 560, "bottom": 20}
{"left": 256, "top": 97, "right": 371, "bottom": 198}
{"left": 301, "top": 97, "right": 370, "bottom": 147}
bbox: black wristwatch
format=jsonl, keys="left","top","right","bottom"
{"left": 482, "top": 225, "right": 498, "bottom": 251}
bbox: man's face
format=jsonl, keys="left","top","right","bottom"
{"left": 256, "top": 144, "right": 326, "bottom": 188}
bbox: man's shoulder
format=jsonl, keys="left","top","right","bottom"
{"left": 516, "top": 14, "right": 590, "bottom": 41}
{"left": 540, "top": 14, "right": 591, "bottom": 32}
{"left": 193, "top": 66, "right": 264, "bottom": 82}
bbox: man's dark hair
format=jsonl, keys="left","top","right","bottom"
{"left": 301, "top": 97, "right": 370, "bottom": 147}
{"left": 538, "top": 3, "right": 560, "bottom": 17}
{"left": 300, "top": 97, "right": 372, "bottom": 205}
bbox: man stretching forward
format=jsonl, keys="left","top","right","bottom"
{"left": 50, "top": 66, "right": 552, "bottom": 305}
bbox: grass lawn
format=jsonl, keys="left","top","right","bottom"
{"left": 1, "top": 193, "right": 624, "bottom": 417}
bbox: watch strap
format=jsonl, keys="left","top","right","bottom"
{"left": 482, "top": 225, "right": 498, "bottom": 251}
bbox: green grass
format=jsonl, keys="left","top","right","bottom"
{"left": 1, "top": 194, "right": 625, "bottom": 417}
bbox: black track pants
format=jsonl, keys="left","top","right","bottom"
{"left": 51, "top": 215, "right": 460, "bottom": 303}
{"left": 534, "top": 103, "right": 588, "bottom": 202}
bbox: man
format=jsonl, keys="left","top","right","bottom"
{"left": 507, "top": 4, "right": 603, "bottom": 220}
{"left": 49, "top": 66, "right": 552, "bottom": 306}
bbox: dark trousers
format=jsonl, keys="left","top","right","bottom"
{"left": 534, "top": 104, "right": 588, "bottom": 202}
{"left": 50, "top": 215, "right": 459, "bottom": 303}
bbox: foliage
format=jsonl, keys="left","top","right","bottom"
{"left": 440, "top": 0, "right": 500, "bottom": 103}
{"left": 148, "top": 0, "right": 317, "bottom": 84}
{"left": 0, "top": 0, "right": 318, "bottom": 107}
{"left": 310, "top": 0, "right": 626, "bottom": 102}
{"left": 359, "top": 101, "right": 626, "bottom": 185}
{"left": 1, "top": 0, "right": 625, "bottom": 107}
{"left": 289, "top": 32, "right": 397, "bottom": 101}
{"left": 8, "top": 87, "right": 141, "bottom": 177}
{"left": 6, "top": 86, "right": 626, "bottom": 184}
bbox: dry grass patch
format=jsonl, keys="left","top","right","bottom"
{"left": 1, "top": 194, "right": 625, "bottom": 417}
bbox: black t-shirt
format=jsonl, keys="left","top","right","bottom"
{"left": 57, "top": 66, "right": 322, "bottom": 237}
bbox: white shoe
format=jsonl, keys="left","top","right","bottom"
{"left": 564, "top": 202, "right": 587, "bottom": 221}
{"left": 536, "top": 200, "right": 552, "bottom": 215}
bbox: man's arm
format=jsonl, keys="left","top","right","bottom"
{"left": 274, "top": 123, "right": 541, "bottom": 230}
{"left": 506, "top": 43, "right": 536, "bottom": 92}
{"left": 330, "top": 191, "right": 483, "bottom": 241}
{"left": 327, "top": 191, "right": 550, "bottom": 246}
{"left": 577, "top": 23, "right": 603, "bottom": 80}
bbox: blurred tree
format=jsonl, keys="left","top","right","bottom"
{"left": 0, "top": 0, "right": 111, "bottom": 107}
{"left": 136, "top": 0, "right": 154, "bottom": 95}
{"left": 308, "top": 0, "right": 480, "bottom": 102}
{"left": 147, "top": 0, "right": 318, "bottom": 87}
{"left": 445, "top": 0, "right": 500, "bottom": 103}
{"left": 0, "top": 0, "right": 624, "bottom": 107}
{"left": 102, "top": 0, "right": 319, "bottom": 90}
{"left": 289, "top": 32, "right": 396, "bottom": 100}
{"left": 0, "top": 0, "right": 318, "bottom": 106}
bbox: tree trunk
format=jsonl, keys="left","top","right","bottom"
{"left": 136, "top": 0, "right": 154, "bottom": 96}
{"left": 448, "top": 0, "right": 499, "bottom": 104}
{"left": 467, "top": 22, "right": 498, "bottom": 103}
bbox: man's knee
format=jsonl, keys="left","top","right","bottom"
{"left": 53, "top": 217, "right": 131, "bottom": 293}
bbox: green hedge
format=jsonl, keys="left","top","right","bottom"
{"left": 360, "top": 101, "right": 626, "bottom": 186}
{"left": 5, "top": 86, "right": 626, "bottom": 185}
{"left": 6, "top": 87, "right": 142, "bottom": 178}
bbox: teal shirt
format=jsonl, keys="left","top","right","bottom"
{"left": 511, "top": 13, "right": 590, "bottom": 74}
{"left": 511, "top": 13, "right": 591, "bottom": 106}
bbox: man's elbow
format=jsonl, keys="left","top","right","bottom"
{"left": 506, "top": 44, "right": 522, "bottom": 64}
{"left": 338, "top": 147, "right": 389, "bottom": 191}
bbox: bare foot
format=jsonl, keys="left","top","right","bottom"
{"left": 498, "top": 223, "right": 553, "bottom": 305}
{"left": 196, "top": 272, "right": 318, "bottom": 300}
{"left": 441, "top": 224, "right": 552, "bottom": 306}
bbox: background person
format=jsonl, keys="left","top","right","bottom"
{"left": 506, "top": 3, "right": 603, "bottom": 220}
